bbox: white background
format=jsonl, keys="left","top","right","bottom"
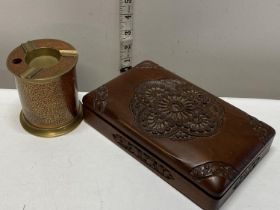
{"left": 1, "top": 0, "right": 280, "bottom": 98}
{"left": 0, "top": 90, "right": 279, "bottom": 210}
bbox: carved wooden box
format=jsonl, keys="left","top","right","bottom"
{"left": 82, "top": 60, "right": 275, "bottom": 210}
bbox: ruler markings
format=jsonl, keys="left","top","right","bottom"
{"left": 119, "top": 0, "right": 134, "bottom": 72}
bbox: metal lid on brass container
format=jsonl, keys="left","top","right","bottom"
{"left": 7, "top": 39, "right": 83, "bottom": 138}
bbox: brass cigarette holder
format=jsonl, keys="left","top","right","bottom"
{"left": 7, "top": 39, "right": 83, "bottom": 138}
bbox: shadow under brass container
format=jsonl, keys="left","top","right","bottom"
{"left": 7, "top": 39, "right": 83, "bottom": 138}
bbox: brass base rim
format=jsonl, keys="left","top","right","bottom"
{"left": 19, "top": 103, "right": 83, "bottom": 138}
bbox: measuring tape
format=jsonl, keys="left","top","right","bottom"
{"left": 119, "top": 0, "right": 134, "bottom": 73}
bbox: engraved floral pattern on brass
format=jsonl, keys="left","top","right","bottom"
{"left": 7, "top": 39, "right": 82, "bottom": 137}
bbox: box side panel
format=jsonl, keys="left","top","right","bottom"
{"left": 83, "top": 105, "right": 225, "bottom": 210}
{"left": 231, "top": 138, "right": 273, "bottom": 191}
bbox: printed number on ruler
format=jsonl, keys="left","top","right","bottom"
{"left": 120, "top": 0, "right": 134, "bottom": 72}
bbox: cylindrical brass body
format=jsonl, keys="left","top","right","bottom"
{"left": 7, "top": 39, "right": 83, "bottom": 137}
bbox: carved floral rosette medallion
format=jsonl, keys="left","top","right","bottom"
{"left": 130, "top": 79, "right": 224, "bottom": 140}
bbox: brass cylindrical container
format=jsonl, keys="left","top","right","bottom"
{"left": 7, "top": 39, "right": 83, "bottom": 137}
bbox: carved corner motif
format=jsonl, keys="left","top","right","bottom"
{"left": 130, "top": 79, "right": 224, "bottom": 141}
{"left": 93, "top": 85, "right": 108, "bottom": 113}
{"left": 249, "top": 116, "right": 269, "bottom": 144}
{"left": 135, "top": 61, "right": 161, "bottom": 70}
{"left": 189, "top": 161, "right": 238, "bottom": 183}
{"left": 112, "top": 133, "right": 175, "bottom": 180}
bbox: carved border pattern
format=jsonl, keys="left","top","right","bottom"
{"left": 93, "top": 85, "right": 108, "bottom": 113}
{"left": 113, "top": 133, "right": 175, "bottom": 180}
{"left": 189, "top": 161, "right": 238, "bottom": 182}
{"left": 130, "top": 79, "right": 224, "bottom": 141}
{"left": 233, "top": 156, "right": 262, "bottom": 190}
